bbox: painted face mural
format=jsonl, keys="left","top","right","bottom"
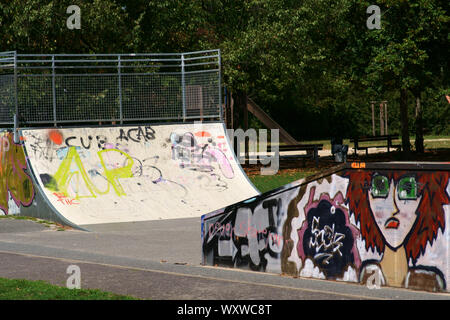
{"left": 368, "top": 174, "right": 421, "bottom": 249}
{"left": 345, "top": 170, "right": 450, "bottom": 291}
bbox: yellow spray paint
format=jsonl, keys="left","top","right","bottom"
{"left": 0, "top": 132, "right": 34, "bottom": 214}
{"left": 49, "top": 147, "right": 134, "bottom": 199}
{"left": 97, "top": 148, "right": 134, "bottom": 196}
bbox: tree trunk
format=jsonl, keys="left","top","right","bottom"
{"left": 414, "top": 94, "right": 424, "bottom": 154}
{"left": 400, "top": 89, "right": 410, "bottom": 154}
{"left": 231, "top": 90, "right": 248, "bottom": 162}
{"left": 231, "top": 90, "right": 244, "bottom": 129}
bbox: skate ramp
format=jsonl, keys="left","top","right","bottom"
{"left": 13, "top": 122, "right": 258, "bottom": 227}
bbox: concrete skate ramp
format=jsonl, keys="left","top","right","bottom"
{"left": 17, "top": 122, "right": 259, "bottom": 227}
{"left": 202, "top": 162, "right": 450, "bottom": 293}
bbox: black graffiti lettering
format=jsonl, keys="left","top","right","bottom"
{"left": 96, "top": 135, "right": 108, "bottom": 149}
{"left": 65, "top": 136, "right": 77, "bottom": 147}
{"left": 118, "top": 129, "right": 129, "bottom": 142}
{"left": 65, "top": 135, "right": 106, "bottom": 149}
{"left": 129, "top": 127, "right": 142, "bottom": 142}
{"left": 28, "top": 134, "right": 55, "bottom": 161}
{"left": 263, "top": 198, "right": 281, "bottom": 226}
{"left": 118, "top": 126, "right": 156, "bottom": 143}
{"left": 203, "top": 197, "right": 284, "bottom": 271}
{"left": 80, "top": 136, "right": 93, "bottom": 149}
{"left": 145, "top": 126, "right": 155, "bottom": 140}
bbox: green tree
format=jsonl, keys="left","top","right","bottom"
{"left": 0, "top": 0, "right": 131, "bottom": 53}
{"left": 355, "top": 0, "right": 449, "bottom": 154}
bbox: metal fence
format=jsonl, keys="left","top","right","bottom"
{"left": 0, "top": 50, "right": 222, "bottom": 126}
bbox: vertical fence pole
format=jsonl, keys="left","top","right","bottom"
{"left": 218, "top": 49, "right": 223, "bottom": 122}
{"left": 181, "top": 54, "right": 186, "bottom": 122}
{"left": 118, "top": 55, "right": 123, "bottom": 124}
{"left": 13, "top": 52, "right": 20, "bottom": 143}
{"left": 13, "top": 51, "right": 19, "bottom": 128}
{"left": 52, "top": 55, "right": 57, "bottom": 126}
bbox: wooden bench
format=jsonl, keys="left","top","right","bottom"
{"left": 350, "top": 135, "right": 401, "bottom": 156}
{"left": 268, "top": 144, "right": 323, "bottom": 167}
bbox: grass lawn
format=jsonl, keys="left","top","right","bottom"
{"left": 249, "top": 170, "right": 317, "bottom": 193}
{"left": 0, "top": 278, "right": 137, "bottom": 300}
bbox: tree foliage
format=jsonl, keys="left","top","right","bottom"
{"left": 0, "top": 0, "right": 448, "bottom": 143}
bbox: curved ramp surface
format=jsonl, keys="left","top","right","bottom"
{"left": 19, "top": 122, "right": 259, "bottom": 226}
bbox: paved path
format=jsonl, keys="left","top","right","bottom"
{"left": 0, "top": 218, "right": 449, "bottom": 300}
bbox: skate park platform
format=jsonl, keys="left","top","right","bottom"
{"left": 1, "top": 50, "right": 449, "bottom": 300}
{"left": 2, "top": 122, "right": 450, "bottom": 297}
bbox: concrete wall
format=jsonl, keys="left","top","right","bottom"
{"left": 202, "top": 162, "right": 450, "bottom": 292}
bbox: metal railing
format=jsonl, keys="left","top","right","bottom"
{"left": 0, "top": 50, "right": 222, "bottom": 126}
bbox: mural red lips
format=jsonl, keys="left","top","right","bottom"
{"left": 385, "top": 217, "right": 400, "bottom": 229}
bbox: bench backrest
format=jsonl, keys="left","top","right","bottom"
{"left": 268, "top": 144, "right": 323, "bottom": 151}
{"left": 350, "top": 135, "right": 398, "bottom": 142}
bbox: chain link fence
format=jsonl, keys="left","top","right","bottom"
{"left": 0, "top": 50, "right": 222, "bottom": 126}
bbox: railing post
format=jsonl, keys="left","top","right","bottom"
{"left": 118, "top": 55, "right": 123, "bottom": 124}
{"left": 218, "top": 49, "right": 223, "bottom": 122}
{"left": 52, "top": 55, "right": 57, "bottom": 126}
{"left": 181, "top": 53, "right": 186, "bottom": 122}
{"left": 13, "top": 51, "right": 19, "bottom": 130}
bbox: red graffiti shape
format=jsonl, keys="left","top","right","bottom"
{"left": 49, "top": 130, "right": 63, "bottom": 145}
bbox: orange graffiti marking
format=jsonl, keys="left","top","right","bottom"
{"left": 194, "top": 131, "right": 211, "bottom": 138}
{"left": 52, "top": 192, "right": 80, "bottom": 205}
{"left": 49, "top": 130, "right": 63, "bottom": 145}
{"left": 351, "top": 162, "right": 366, "bottom": 169}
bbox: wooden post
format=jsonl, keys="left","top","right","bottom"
{"left": 415, "top": 96, "right": 424, "bottom": 153}
{"left": 243, "top": 95, "right": 249, "bottom": 163}
{"left": 384, "top": 101, "right": 388, "bottom": 135}
{"left": 371, "top": 101, "right": 375, "bottom": 136}
{"left": 379, "top": 102, "right": 385, "bottom": 135}
{"left": 229, "top": 93, "right": 234, "bottom": 129}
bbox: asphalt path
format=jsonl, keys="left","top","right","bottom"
{"left": 0, "top": 217, "right": 449, "bottom": 301}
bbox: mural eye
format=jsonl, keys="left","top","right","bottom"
{"left": 371, "top": 175, "right": 389, "bottom": 198}
{"left": 398, "top": 177, "right": 418, "bottom": 200}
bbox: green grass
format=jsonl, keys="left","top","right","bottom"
{"left": 249, "top": 171, "right": 317, "bottom": 193}
{"left": 0, "top": 278, "right": 137, "bottom": 300}
{"left": 423, "top": 138, "right": 450, "bottom": 149}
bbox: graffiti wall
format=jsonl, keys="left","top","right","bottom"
{"left": 21, "top": 123, "right": 259, "bottom": 225}
{"left": 202, "top": 163, "right": 450, "bottom": 292}
{"left": 0, "top": 131, "right": 35, "bottom": 215}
